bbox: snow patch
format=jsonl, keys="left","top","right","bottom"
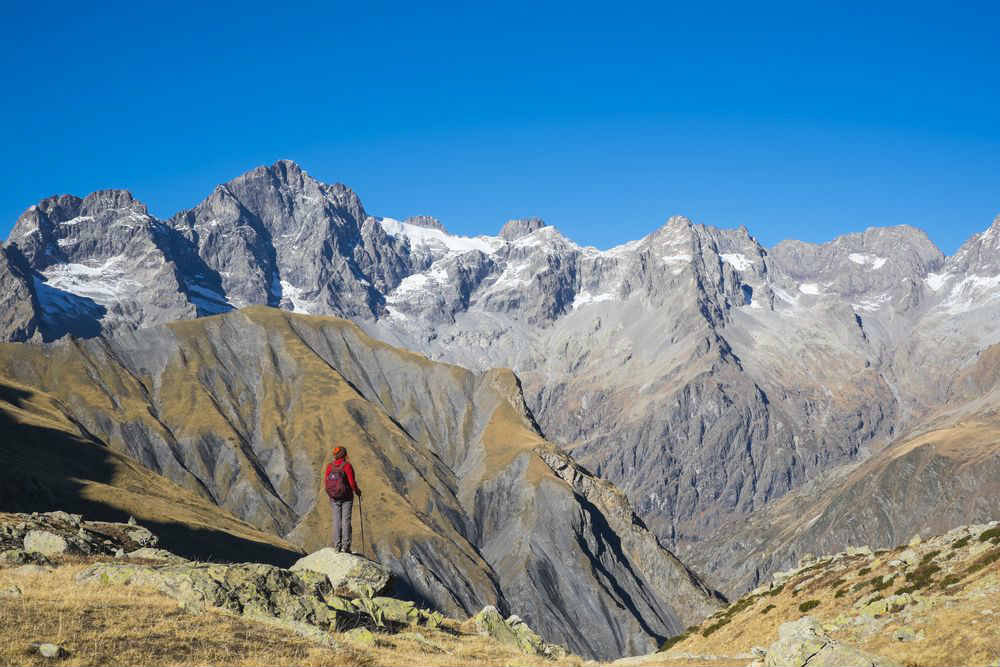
{"left": 572, "top": 291, "right": 616, "bottom": 308}
{"left": 925, "top": 272, "right": 953, "bottom": 291}
{"left": 661, "top": 254, "right": 692, "bottom": 264}
{"left": 279, "top": 280, "right": 314, "bottom": 314}
{"left": 798, "top": 283, "right": 821, "bottom": 295}
{"left": 848, "top": 253, "right": 888, "bottom": 269}
{"left": 720, "top": 253, "right": 753, "bottom": 272}
{"left": 378, "top": 217, "right": 501, "bottom": 255}
{"left": 40, "top": 258, "right": 141, "bottom": 304}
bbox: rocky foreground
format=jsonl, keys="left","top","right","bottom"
{"left": 0, "top": 511, "right": 576, "bottom": 666}
{"left": 616, "top": 521, "right": 1000, "bottom": 666}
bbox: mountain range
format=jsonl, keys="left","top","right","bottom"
{"left": 2, "top": 159, "right": 999, "bottom": 619}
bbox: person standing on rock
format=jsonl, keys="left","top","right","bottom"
{"left": 324, "top": 446, "right": 362, "bottom": 553}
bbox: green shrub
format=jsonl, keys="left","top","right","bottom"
{"left": 761, "top": 604, "right": 776, "bottom": 614}
{"left": 964, "top": 547, "right": 1000, "bottom": 575}
{"left": 897, "top": 562, "right": 940, "bottom": 593}
{"left": 869, "top": 575, "right": 896, "bottom": 592}
{"left": 828, "top": 577, "right": 845, "bottom": 589}
{"left": 857, "top": 567, "right": 871, "bottom": 576}
{"left": 798, "top": 599, "right": 820, "bottom": 612}
{"left": 767, "top": 584, "right": 784, "bottom": 597}
{"left": 701, "top": 617, "right": 731, "bottom": 637}
{"left": 852, "top": 580, "right": 870, "bottom": 592}
{"left": 834, "top": 588, "right": 848, "bottom": 598}
{"left": 937, "top": 574, "right": 962, "bottom": 589}
{"left": 919, "top": 550, "right": 940, "bottom": 564}
{"left": 978, "top": 527, "right": 1000, "bottom": 542}
{"left": 951, "top": 536, "right": 971, "bottom": 549}
{"left": 660, "top": 631, "right": 690, "bottom": 652}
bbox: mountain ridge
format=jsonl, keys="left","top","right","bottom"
{"left": 3, "top": 159, "right": 998, "bottom": 598}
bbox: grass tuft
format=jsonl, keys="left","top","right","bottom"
{"left": 798, "top": 600, "right": 820, "bottom": 612}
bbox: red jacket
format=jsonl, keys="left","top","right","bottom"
{"left": 325, "top": 459, "right": 360, "bottom": 497}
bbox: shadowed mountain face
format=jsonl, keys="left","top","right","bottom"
{"left": 3, "top": 160, "right": 999, "bottom": 595}
{"left": 0, "top": 308, "right": 720, "bottom": 660}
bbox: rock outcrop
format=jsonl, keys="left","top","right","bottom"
{"left": 759, "top": 617, "right": 898, "bottom": 667}
{"left": 290, "top": 549, "right": 391, "bottom": 597}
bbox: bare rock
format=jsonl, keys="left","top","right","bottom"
{"left": 763, "top": 617, "right": 899, "bottom": 667}
{"left": 289, "top": 549, "right": 391, "bottom": 598}
{"left": 23, "top": 530, "right": 70, "bottom": 557}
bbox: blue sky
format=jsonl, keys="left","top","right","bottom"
{"left": 2, "top": 1, "right": 998, "bottom": 253}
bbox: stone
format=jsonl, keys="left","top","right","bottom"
{"left": 125, "top": 527, "right": 157, "bottom": 548}
{"left": 908, "top": 534, "right": 922, "bottom": 547}
{"left": 862, "top": 593, "right": 912, "bottom": 618}
{"left": 34, "top": 643, "right": 67, "bottom": 658}
{"left": 893, "top": 626, "right": 922, "bottom": 642}
{"left": 343, "top": 627, "right": 377, "bottom": 647}
{"left": 46, "top": 511, "right": 82, "bottom": 527}
{"left": 897, "top": 549, "right": 920, "bottom": 566}
{"left": 0, "top": 584, "right": 22, "bottom": 598}
{"left": 23, "top": 530, "right": 69, "bottom": 557}
{"left": 289, "top": 549, "right": 391, "bottom": 598}
{"left": 371, "top": 596, "right": 418, "bottom": 625}
{"left": 127, "top": 547, "right": 188, "bottom": 563}
{"left": 474, "top": 605, "right": 521, "bottom": 648}
{"left": 763, "top": 617, "right": 899, "bottom": 667}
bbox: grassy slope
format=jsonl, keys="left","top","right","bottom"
{"left": 0, "top": 378, "right": 303, "bottom": 565}
{"left": 618, "top": 524, "right": 1000, "bottom": 666}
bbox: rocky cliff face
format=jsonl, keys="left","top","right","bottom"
{"left": 3, "top": 160, "right": 999, "bottom": 596}
{"left": 0, "top": 308, "right": 721, "bottom": 660}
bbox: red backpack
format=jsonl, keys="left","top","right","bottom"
{"left": 325, "top": 462, "right": 351, "bottom": 500}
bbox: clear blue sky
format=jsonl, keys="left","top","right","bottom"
{"left": 2, "top": 1, "right": 998, "bottom": 253}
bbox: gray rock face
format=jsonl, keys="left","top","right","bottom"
{"left": 4, "top": 160, "right": 999, "bottom": 600}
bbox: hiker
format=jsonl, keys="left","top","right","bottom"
{"left": 324, "top": 446, "right": 362, "bottom": 553}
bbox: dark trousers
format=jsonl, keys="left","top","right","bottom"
{"left": 330, "top": 497, "right": 353, "bottom": 551}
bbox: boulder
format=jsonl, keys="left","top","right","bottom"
{"left": 289, "top": 549, "right": 390, "bottom": 597}
{"left": 343, "top": 627, "right": 377, "bottom": 647}
{"left": 474, "top": 605, "right": 520, "bottom": 648}
{"left": 33, "top": 643, "right": 67, "bottom": 658}
{"left": 0, "top": 584, "right": 22, "bottom": 598}
{"left": 127, "top": 547, "right": 188, "bottom": 563}
{"left": 23, "top": 530, "right": 70, "bottom": 557}
{"left": 472, "top": 606, "right": 566, "bottom": 658}
{"left": 371, "top": 596, "right": 419, "bottom": 625}
{"left": 763, "top": 617, "right": 899, "bottom": 667}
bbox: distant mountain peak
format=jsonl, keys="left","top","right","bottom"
{"left": 499, "top": 217, "right": 547, "bottom": 241}
{"left": 404, "top": 215, "right": 447, "bottom": 233}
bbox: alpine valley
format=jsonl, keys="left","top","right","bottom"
{"left": 2, "top": 160, "right": 999, "bottom": 660}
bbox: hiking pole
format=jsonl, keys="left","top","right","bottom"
{"left": 358, "top": 493, "right": 367, "bottom": 557}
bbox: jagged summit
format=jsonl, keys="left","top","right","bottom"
{"left": 499, "top": 217, "right": 547, "bottom": 241}
{"left": 403, "top": 215, "right": 447, "bottom": 232}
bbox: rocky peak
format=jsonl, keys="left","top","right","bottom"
{"left": 404, "top": 215, "right": 447, "bottom": 232}
{"left": 499, "top": 217, "right": 547, "bottom": 241}
{"left": 80, "top": 189, "right": 148, "bottom": 217}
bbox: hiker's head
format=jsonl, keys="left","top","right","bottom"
{"left": 333, "top": 446, "right": 347, "bottom": 460}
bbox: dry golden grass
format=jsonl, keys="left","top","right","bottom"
{"left": 619, "top": 538, "right": 1000, "bottom": 667}
{"left": 0, "top": 562, "right": 582, "bottom": 667}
